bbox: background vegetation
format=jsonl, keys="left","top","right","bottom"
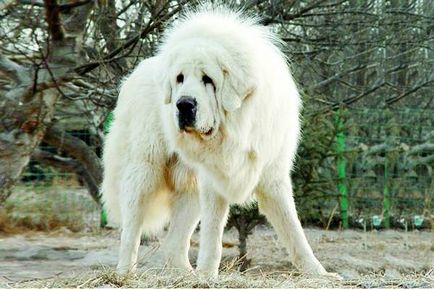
{"left": 0, "top": 0, "right": 432, "bottom": 236}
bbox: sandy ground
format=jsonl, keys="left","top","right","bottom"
{"left": 1, "top": 227, "right": 433, "bottom": 288}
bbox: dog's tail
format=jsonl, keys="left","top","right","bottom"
{"left": 101, "top": 147, "right": 172, "bottom": 234}
{"left": 101, "top": 123, "right": 171, "bottom": 233}
{"left": 100, "top": 136, "right": 122, "bottom": 227}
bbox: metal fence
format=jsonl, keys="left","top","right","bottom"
{"left": 7, "top": 109, "right": 433, "bottom": 231}
{"left": 7, "top": 131, "right": 101, "bottom": 232}
{"left": 334, "top": 108, "right": 433, "bottom": 229}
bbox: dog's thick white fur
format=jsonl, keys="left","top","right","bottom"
{"left": 102, "top": 7, "right": 333, "bottom": 278}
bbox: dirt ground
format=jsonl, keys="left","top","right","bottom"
{"left": 1, "top": 226, "right": 433, "bottom": 288}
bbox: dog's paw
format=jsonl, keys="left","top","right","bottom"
{"left": 299, "top": 260, "right": 342, "bottom": 280}
{"left": 319, "top": 271, "right": 343, "bottom": 281}
{"left": 164, "top": 258, "right": 194, "bottom": 272}
{"left": 116, "top": 264, "right": 136, "bottom": 277}
{"left": 194, "top": 268, "right": 219, "bottom": 280}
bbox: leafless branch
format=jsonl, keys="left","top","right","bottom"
{"left": 0, "top": 55, "right": 30, "bottom": 83}
{"left": 32, "top": 149, "right": 100, "bottom": 203}
{"left": 74, "top": 0, "right": 186, "bottom": 75}
{"left": 386, "top": 79, "right": 434, "bottom": 105}
{"left": 43, "top": 0, "right": 65, "bottom": 41}
{"left": 43, "top": 125, "right": 102, "bottom": 186}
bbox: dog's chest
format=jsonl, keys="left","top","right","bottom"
{"left": 199, "top": 146, "right": 262, "bottom": 203}
{"left": 174, "top": 132, "right": 264, "bottom": 203}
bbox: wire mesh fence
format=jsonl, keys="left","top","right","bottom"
{"left": 332, "top": 108, "right": 433, "bottom": 229}
{"left": 4, "top": 131, "right": 101, "bottom": 232}
{"left": 5, "top": 109, "right": 433, "bottom": 231}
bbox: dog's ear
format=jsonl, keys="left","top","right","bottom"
{"left": 219, "top": 65, "right": 256, "bottom": 112}
{"left": 157, "top": 60, "right": 172, "bottom": 104}
{"left": 162, "top": 76, "right": 172, "bottom": 104}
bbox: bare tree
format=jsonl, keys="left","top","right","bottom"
{"left": 0, "top": 0, "right": 185, "bottom": 203}
{"left": 0, "top": 0, "right": 94, "bottom": 202}
{"left": 0, "top": 0, "right": 432, "bottom": 232}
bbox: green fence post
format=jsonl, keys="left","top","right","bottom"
{"left": 383, "top": 157, "right": 390, "bottom": 228}
{"left": 100, "top": 112, "right": 113, "bottom": 228}
{"left": 103, "top": 112, "right": 113, "bottom": 134}
{"left": 336, "top": 109, "right": 349, "bottom": 229}
{"left": 100, "top": 208, "right": 107, "bottom": 228}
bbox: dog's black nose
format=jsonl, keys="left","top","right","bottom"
{"left": 177, "top": 97, "right": 197, "bottom": 114}
{"left": 176, "top": 97, "right": 197, "bottom": 129}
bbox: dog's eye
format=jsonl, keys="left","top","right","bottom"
{"left": 176, "top": 73, "right": 184, "bottom": 83}
{"left": 202, "top": 75, "right": 214, "bottom": 86}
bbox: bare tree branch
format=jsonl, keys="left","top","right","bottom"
{"left": 43, "top": 125, "right": 102, "bottom": 186}
{"left": 74, "top": 1, "right": 185, "bottom": 75}
{"left": 386, "top": 79, "right": 434, "bottom": 105}
{"left": 32, "top": 149, "right": 100, "bottom": 203}
{"left": 0, "top": 55, "right": 30, "bottom": 84}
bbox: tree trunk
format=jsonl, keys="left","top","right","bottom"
{"left": 0, "top": 0, "right": 94, "bottom": 205}
{"left": 237, "top": 215, "right": 251, "bottom": 272}
{"left": 42, "top": 125, "right": 103, "bottom": 202}
{"left": 0, "top": 57, "right": 58, "bottom": 203}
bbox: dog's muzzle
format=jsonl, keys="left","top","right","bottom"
{"left": 176, "top": 96, "right": 197, "bottom": 130}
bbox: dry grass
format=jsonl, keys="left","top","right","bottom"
{"left": 9, "top": 265, "right": 434, "bottom": 288}
{"left": 3, "top": 228, "right": 433, "bottom": 288}
{"left": 2, "top": 186, "right": 433, "bottom": 288}
{"left": 0, "top": 185, "right": 99, "bottom": 233}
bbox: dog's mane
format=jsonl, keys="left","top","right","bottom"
{"left": 158, "top": 5, "right": 285, "bottom": 60}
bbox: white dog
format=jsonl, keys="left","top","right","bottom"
{"left": 102, "top": 7, "right": 334, "bottom": 278}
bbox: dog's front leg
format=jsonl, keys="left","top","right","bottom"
{"left": 256, "top": 176, "right": 327, "bottom": 275}
{"left": 196, "top": 183, "right": 229, "bottom": 278}
{"left": 161, "top": 191, "right": 200, "bottom": 271}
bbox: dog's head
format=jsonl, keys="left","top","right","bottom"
{"left": 159, "top": 39, "right": 256, "bottom": 140}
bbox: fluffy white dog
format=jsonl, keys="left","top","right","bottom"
{"left": 102, "top": 7, "right": 334, "bottom": 278}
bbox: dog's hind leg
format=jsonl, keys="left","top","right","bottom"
{"left": 256, "top": 176, "right": 328, "bottom": 275}
{"left": 116, "top": 163, "right": 166, "bottom": 275}
{"left": 161, "top": 191, "right": 200, "bottom": 271}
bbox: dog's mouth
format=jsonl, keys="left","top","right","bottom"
{"left": 203, "top": 127, "right": 214, "bottom": 136}
{"left": 181, "top": 126, "right": 215, "bottom": 140}
{"left": 182, "top": 126, "right": 195, "bottom": 133}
